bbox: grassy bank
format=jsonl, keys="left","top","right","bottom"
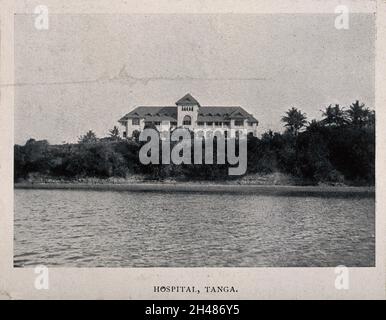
{"left": 14, "top": 181, "right": 374, "bottom": 197}
{"left": 15, "top": 172, "right": 303, "bottom": 185}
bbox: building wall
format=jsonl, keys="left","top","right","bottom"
{"left": 121, "top": 108, "right": 258, "bottom": 138}
{"left": 250, "top": 123, "right": 257, "bottom": 137}
{"left": 125, "top": 119, "right": 144, "bottom": 137}
{"left": 177, "top": 104, "right": 199, "bottom": 128}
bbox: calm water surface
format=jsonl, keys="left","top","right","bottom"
{"left": 14, "top": 189, "right": 375, "bottom": 267}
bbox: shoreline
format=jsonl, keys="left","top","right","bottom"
{"left": 14, "top": 182, "right": 375, "bottom": 197}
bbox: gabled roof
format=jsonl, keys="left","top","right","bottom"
{"left": 119, "top": 105, "right": 258, "bottom": 124}
{"left": 198, "top": 107, "right": 258, "bottom": 123}
{"left": 175, "top": 93, "right": 200, "bottom": 106}
{"left": 118, "top": 106, "right": 177, "bottom": 123}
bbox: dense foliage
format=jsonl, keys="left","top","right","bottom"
{"left": 14, "top": 101, "right": 375, "bottom": 185}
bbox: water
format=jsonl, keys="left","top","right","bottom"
{"left": 14, "top": 189, "right": 375, "bottom": 267}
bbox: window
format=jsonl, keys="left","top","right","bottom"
{"left": 207, "top": 122, "right": 213, "bottom": 126}
{"left": 182, "top": 106, "right": 193, "bottom": 111}
{"left": 154, "top": 121, "right": 161, "bottom": 125}
{"left": 170, "top": 121, "right": 177, "bottom": 126}
{"left": 183, "top": 115, "right": 192, "bottom": 125}
{"left": 215, "top": 121, "right": 222, "bottom": 126}
{"left": 132, "top": 118, "right": 140, "bottom": 125}
{"left": 123, "top": 131, "right": 127, "bottom": 138}
{"left": 197, "top": 122, "right": 204, "bottom": 126}
{"left": 234, "top": 120, "right": 244, "bottom": 126}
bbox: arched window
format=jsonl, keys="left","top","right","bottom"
{"left": 183, "top": 115, "right": 192, "bottom": 125}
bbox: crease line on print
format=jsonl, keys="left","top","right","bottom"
{"left": 2, "top": 67, "right": 270, "bottom": 87}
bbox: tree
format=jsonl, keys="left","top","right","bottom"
{"left": 108, "top": 126, "right": 120, "bottom": 140}
{"left": 368, "top": 110, "right": 375, "bottom": 127}
{"left": 306, "top": 119, "right": 324, "bottom": 133}
{"left": 78, "top": 130, "right": 98, "bottom": 144}
{"left": 346, "top": 100, "right": 371, "bottom": 127}
{"left": 132, "top": 130, "right": 140, "bottom": 141}
{"left": 281, "top": 107, "right": 307, "bottom": 135}
{"left": 322, "top": 104, "right": 347, "bottom": 126}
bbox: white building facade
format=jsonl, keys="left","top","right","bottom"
{"left": 118, "top": 94, "right": 258, "bottom": 138}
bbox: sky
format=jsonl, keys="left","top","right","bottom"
{"left": 14, "top": 13, "right": 375, "bottom": 144}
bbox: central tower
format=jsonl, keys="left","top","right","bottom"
{"left": 176, "top": 93, "right": 200, "bottom": 128}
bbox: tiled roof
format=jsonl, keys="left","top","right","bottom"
{"left": 119, "top": 106, "right": 258, "bottom": 124}
{"left": 198, "top": 107, "right": 258, "bottom": 123}
{"left": 175, "top": 93, "right": 200, "bottom": 106}
{"left": 119, "top": 107, "right": 177, "bottom": 123}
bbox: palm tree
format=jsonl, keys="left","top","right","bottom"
{"left": 108, "top": 126, "right": 120, "bottom": 140}
{"left": 307, "top": 119, "right": 324, "bottom": 133}
{"left": 281, "top": 107, "right": 307, "bottom": 135}
{"left": 322, "top": 104, "right": 347, "bottom": 126}
{"left": 346, "top": 100, "right": 371, "bottom": 127}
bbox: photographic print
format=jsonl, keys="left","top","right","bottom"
{"left": 1, "top": 0, "right": 385, "bottom": 300}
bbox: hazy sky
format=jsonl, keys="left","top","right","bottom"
{"left": 14, "top": 13, "right": 375, "bottom": 144}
